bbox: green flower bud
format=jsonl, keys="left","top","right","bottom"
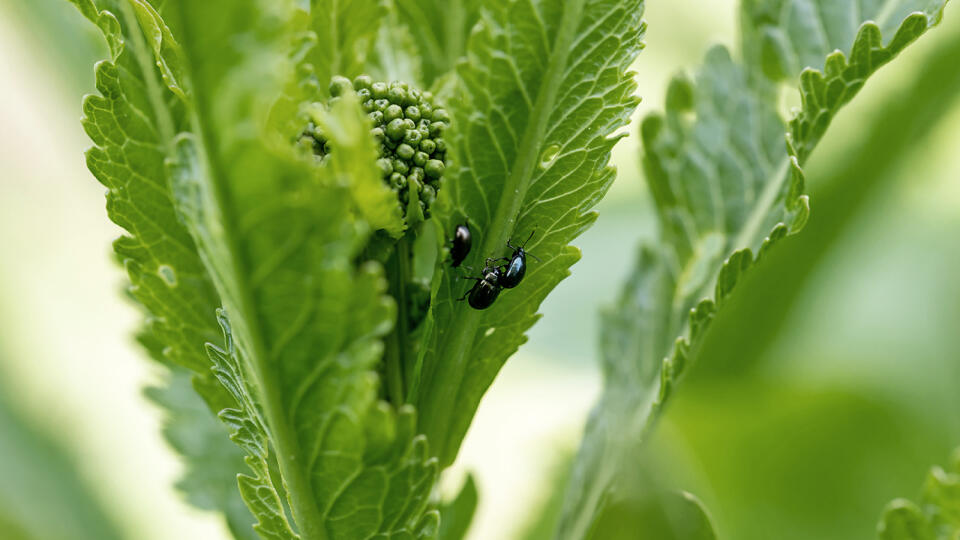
{"left": 329, "top": 75, "right": 352, "bottom": 97}
{"left": 371, "top": 82, "right": 388, "bottom": 99}
{"left": 404, "top": 129, "right": 422, "bottom": 146}
{"left": 303, "top": 76, "right": 450, "bottom": 225}
{"left": 388, "top": 86, "right": 407, "bottom": 104}
{"left": 386, "top": 119, "right": 407, "bottom": 140}
{"left": 419, "top": 102, "right": 433, "bottom": 120}
{"left": 353, "top": 74, "right": 373, "bottom": 90}
{"left": 421, "top": 184, "right": 437, "bottom": 205}
{"left": 392, "top": 158, "right": 409, "bottom": 175}
{"left": 419, "top": 139, "right": 436, "bottom": 154}
{"left": 296, "top": 135, "right": 315, "bottom": 153}
{"left": 397, "top": 143, "right": 416, "bottom": 160}
{"left": 407, "top": 88, "right": 421, "bottom": 106}
{"left": 384, "top": 104, "right": 404, "bottom": 122}
{"left": 408, "top": 173, "right": 424, "bottom": 192}
{"left": 413, "top": 151, "right": 428, "bottom": 167}
{"left": 425, "top": 159, "right": 444, "bottom": 179}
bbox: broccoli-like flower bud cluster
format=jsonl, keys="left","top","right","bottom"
{"left": 300, "top": 75, "right": 450, "bottom": 220}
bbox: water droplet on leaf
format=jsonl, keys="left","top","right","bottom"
{"left": 157, "top": 265, "right": 177, "bottom": 287}
{"left": 539, "top": 144, "right": 561, "bottom": 169}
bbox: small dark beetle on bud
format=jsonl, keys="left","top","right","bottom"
{"left": 450, "top": 222, "right": 472, "bottom": 267}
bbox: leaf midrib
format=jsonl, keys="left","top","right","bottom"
{"left": 422, "top": 0, "right": 591, "bottom": 464}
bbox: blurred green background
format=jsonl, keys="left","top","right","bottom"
{"left": 1, "top": 1, "right": 958, "bottom": 539}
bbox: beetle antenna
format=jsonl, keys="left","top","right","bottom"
{"left": 522, "top": 229, "right": 535, "bottom": 248}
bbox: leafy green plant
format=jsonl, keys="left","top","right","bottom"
{"left": 557, "top": 0, "right": 951, "bottom": 537}
{"left": 879, "top": 448, "right": 960, "bottom": 539}
{"left": 63, "top": 0, "right": 953, "bottom": 538}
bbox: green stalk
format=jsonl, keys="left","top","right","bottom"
{"left": 385, "top": 236, "right": 413, "bottom": 404}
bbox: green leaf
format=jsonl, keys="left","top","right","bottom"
{"left": 306, "top": 0, "right": 385, "bottom": 91}
{"left": 437, "top": 475, "right": 478, "bottom": 540}
{"left": 741, "top": 0, "right": 946, "bottom": 84}
{"left": 70, "top": 0, "right": 249, "bottom": 534}
{"left": 73, "top": 0, "right": 439, "bottom": 537}
{"left": 166, "top": 1, "right": 438, "bottom": 537}
{"left": 412, "top": 0, "right": 647, "bottom": 468}
{"left": 392, "top": 0, "right": 481, "bottom": 87}
{"left": 878, "top": 449, "right": 960, "bottom": 539}
{"left": 560, "top": 2, "right": 950, "bottom": 536}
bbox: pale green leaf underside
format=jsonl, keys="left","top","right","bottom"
{"left": 561, "top": 2, "right": 949, "bottom": 536}
{"left": 169, "top": 1, "right": 439, "bottom": 537}
{"left": 413, "top": 0, "right": 646, "bottom": 468}
{"left": 69, "top": 0, "right": 252, "bottom": 535}
{"left": 878, "top": 449, "right": 960, "bottom": 539}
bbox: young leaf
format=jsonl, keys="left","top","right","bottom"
{"left": 560, "top": 2, "right": 950, "bottom": 536}
{"left": 392, "top": 0, "right": 481, "bottom": 87}
{"left": 878, "top": 449, "right": 960, "bottom": 539}
{"left": 437, "top": 475, "right": 479, "bottom": 540}
{"left": 70, "top": 0, "right": 249, "bottom": 532}
{"left": 412, "top": 0, "right": 647, "bottom": 468}
{"left": 306, "top": 0, "right": 385, "bottom": 92}
{"left": 166, "top": 0, "right": 439, "bottom": 537}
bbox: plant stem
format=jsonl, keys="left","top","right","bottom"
{"left": 385, "top": 236, "right": 412, "bottom": 404}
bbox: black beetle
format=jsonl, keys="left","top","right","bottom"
{"left": 497, "top": 230, "right": 540, "bottom": 289}
{"left": 450, "top": 222, "right": 472, "bottom": 267}
{"left": 458, "top": 259, "right": 502, "bottom": 310}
